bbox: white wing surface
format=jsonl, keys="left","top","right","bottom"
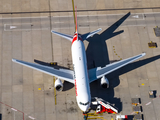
{"left": 88, "top": 53, "right": 146, "bottom": 83}
{"left": 51, "top": 30, "right": 73, "bottom": 42}
{"left": 12, "top": 59, "right": 74, "bottom": 84}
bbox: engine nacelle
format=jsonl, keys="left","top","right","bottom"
{"left": 101, "top": 76, "right": 109, "bottom": 88}
{"left": 54, "top": 79, "right": 63, "bottom": 91}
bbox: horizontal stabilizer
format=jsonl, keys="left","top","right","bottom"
{"left": 51, "top": 30, "right": 73, "bottom": 42}
{"left": 81, "top": 28, "right": 102, "bottom": 40}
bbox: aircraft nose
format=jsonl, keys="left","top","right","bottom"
{"left": 83, "top": 107, "right": 88, "bottom": 112}
{"left": 81, "top": 105, "right": 90, "bottom": 112}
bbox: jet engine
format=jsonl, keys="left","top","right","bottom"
{"left": 54, "top": 79, "right": 63, "bottom": 91}
{"left": 101, "top": 76, "right": 109, "bottom": 88}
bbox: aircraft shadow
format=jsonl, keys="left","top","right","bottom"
{"left": 86, "top": 12, "right": 131, "bottom": 69}
{"left": 34, "top": 59, "right": 70, "bottom": 70}
{"left": 86, "top": 12, "right": 131, "bottom": 112}
{"left": 86, "top": 11, "right": 160, "bottom": 112}
{"left": 107, "top": 55, "right": 160, "bottom": 80}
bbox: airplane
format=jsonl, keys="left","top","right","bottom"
{"left": 12, "top": 7, "right": 146, "bottom": 112}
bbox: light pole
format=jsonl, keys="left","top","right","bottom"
{"left": 11, "top": 108, "right": 17, "bottom": 120}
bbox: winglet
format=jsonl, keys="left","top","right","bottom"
{"left": 142, "top": 52, "right": 146, "bottom": 56}
{"left": 12, "top": 58, "right": 16, "bottom": 62}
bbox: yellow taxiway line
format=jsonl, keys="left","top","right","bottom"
{"left": 72, "top": 0, "right": 76, "bottom": 31}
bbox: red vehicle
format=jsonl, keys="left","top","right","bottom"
{"left": 96, "top": 105, "right": 117, "bottom": 114}
{"left": 94, "top": 98, "right": 118, "bottom": 114}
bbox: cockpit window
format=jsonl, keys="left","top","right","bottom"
{"left": 79, "top": 101, "right": 89, "bottom": 106}
{"left": 79, "top": 102, "right": 84, "bottom": 105}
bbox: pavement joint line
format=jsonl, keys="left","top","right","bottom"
{"left": 142, "top": 13, "right": 145, "bottom": 20}
{"left": 53, "top": 12, "right": 160, "bottom": 17}
{"left": 4, "top": 24, "right": 6, "bottom": 31}
{"left": 52, "top": 24, "right": 147, "bottom": 29}
{"left": 0, "top": 16, "right": 49, "bottom": 19}
{"left": 0, "top": 11, "right": 160, "bottom": 19}
{"left": 1, "top": 7, "right": 160, "bottom": 14}
{"left": 4, "top": 23, "right": 33, "bottom": 25}
{"left": 53, "top": 76, "right": 57, "bottom": 105}
{"left": 52, "top": 14, "right": 145, "bottom": 21}
{"left": 4, "top": 28, "right": 49, "bottom": 31}
{"left": 54, "top": 21, "right": 64, "bottom": 23}
{"left": 122, "top": 25, "right": 147, "bottom": 27}
{"left": 50, "top": 13, "right": 145, "bottom": 17}
{"left": 87, "top": 20, "right": 96, "bottom": 22}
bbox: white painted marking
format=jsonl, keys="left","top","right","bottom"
{"left": 28, "top": 116, "right": 36, "bottom": 119}
{"left": 146, "top": 101, "right": 151, "bottom": 105}
{"left": 11, "top": 108, "right": 17, "bottom": 111}
{"left": 4, "top": 23, "right": 49, "bottom": 31}
{"left": 10, "top": 26, "right": 17, "bottom": 29}
{"left": 132, "top": 15, "right": 139, "bottom": 18}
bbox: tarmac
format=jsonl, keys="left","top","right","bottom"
{"left": 0, "top": 0, "right": 160, "bottom": 120}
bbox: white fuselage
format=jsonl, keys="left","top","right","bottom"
{"left": 71, "top": 33, "right": 91, "bottom": 112}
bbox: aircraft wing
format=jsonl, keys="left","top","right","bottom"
{"left": 51, "top": 30, "right": 73, "bottom": 42}
{"left": 88, "top": 53, "right": 146, "bottom": 83}
{"left": 12, "top": 59, "right": 74, "bottom": 84}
